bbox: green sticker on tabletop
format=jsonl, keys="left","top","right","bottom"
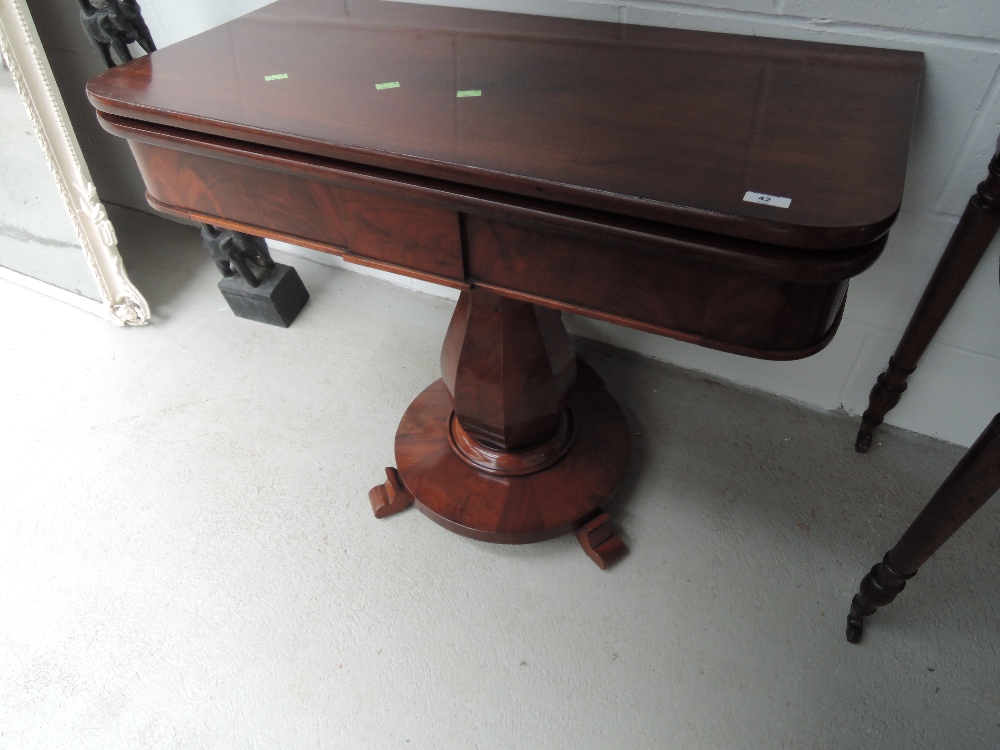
{"left": 264, "top": 73, "right": 289, "bottom": 81}
{"left": 376, "top": 81, "right": 401, "bottom": 90}
{"left": 456, "top": 90, "right": 482, "bottom": 98}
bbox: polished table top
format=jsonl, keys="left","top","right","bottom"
{"left": 88, "top": 0, "right": 922, "bottom": 251}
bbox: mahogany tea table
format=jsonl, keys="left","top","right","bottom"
{"left": 85, "top": 0, "right": 923, "bottom": 568}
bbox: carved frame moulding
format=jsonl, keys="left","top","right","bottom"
{"left": 0, "top": 0, "right": 148, "bottom": 325}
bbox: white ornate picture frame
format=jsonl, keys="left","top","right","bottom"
{"left": 0, "top": 0, "right": 148, "bottom": 325}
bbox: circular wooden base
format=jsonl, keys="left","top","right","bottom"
{"left": 394, "top": 361, "right": 631, "bottom": 544}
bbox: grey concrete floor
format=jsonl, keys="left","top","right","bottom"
{"left": 1, "top": 207, "right": 998, "bottom": 749}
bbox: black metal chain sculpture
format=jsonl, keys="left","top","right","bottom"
{"left": 77, "top": 0, "right": 156, "bottom": 68}
{"left": 200, "top": 225, "right": 275, "bottom": 288}
{"left": 77, "top": 2, "right": 309, "bottom": 325}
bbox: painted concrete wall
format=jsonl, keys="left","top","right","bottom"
{"left": 30, "top": 0, "right": 1000, "bottom": 447}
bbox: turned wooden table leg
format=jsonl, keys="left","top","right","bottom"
{"left": 370, "top": 287, "right": 631, "bottom": 567}
{"left": 856, "top": 143, "right": 1000, "bottom": 452}
{"left": 847, "top": 413, "right": 1000, "bottom": 642}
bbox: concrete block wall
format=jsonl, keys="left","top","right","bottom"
{"left": 30, "top": 0, "right": 1000, "bottom": 447}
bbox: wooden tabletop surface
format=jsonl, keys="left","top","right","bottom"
{"left": 88, "top": 0, "right": 923, "bottom": 250}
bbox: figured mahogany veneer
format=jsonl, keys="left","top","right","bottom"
{"left": 85, "top": 0, "right": 923, "bottom": 566}
{"left": 100, "top": 112, "right": 882, "bottom": 358}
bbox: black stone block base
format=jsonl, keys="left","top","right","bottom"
{"left": 218, "top": 263, "right": 309, "bottom": 327}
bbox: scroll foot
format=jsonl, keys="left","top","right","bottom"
{"left": 369, "top": 467, "right": 414, "bottom": 519}
{"left": 576, "top": 510, "right": 626, "bottom": 570}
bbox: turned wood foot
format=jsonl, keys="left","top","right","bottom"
{"left": 369, "top": 467, "right": 414, "bottom": 518}
{"left": 576, "top": 510, "right": 626, "bottom": 569}
{"left": 855, "top": 357, "right": 915, "bottom": 453}
{"left": 846, "top": 554, "right": 914, "bottom": 643}
{"left": 854, "top": 430, "right": 872, "bottom": 454}
{"left": 847, "top": 413, "right": 1000, "bottom": 643}
{"left": 845, "top": 614, "right": 863, "bottom": 644}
